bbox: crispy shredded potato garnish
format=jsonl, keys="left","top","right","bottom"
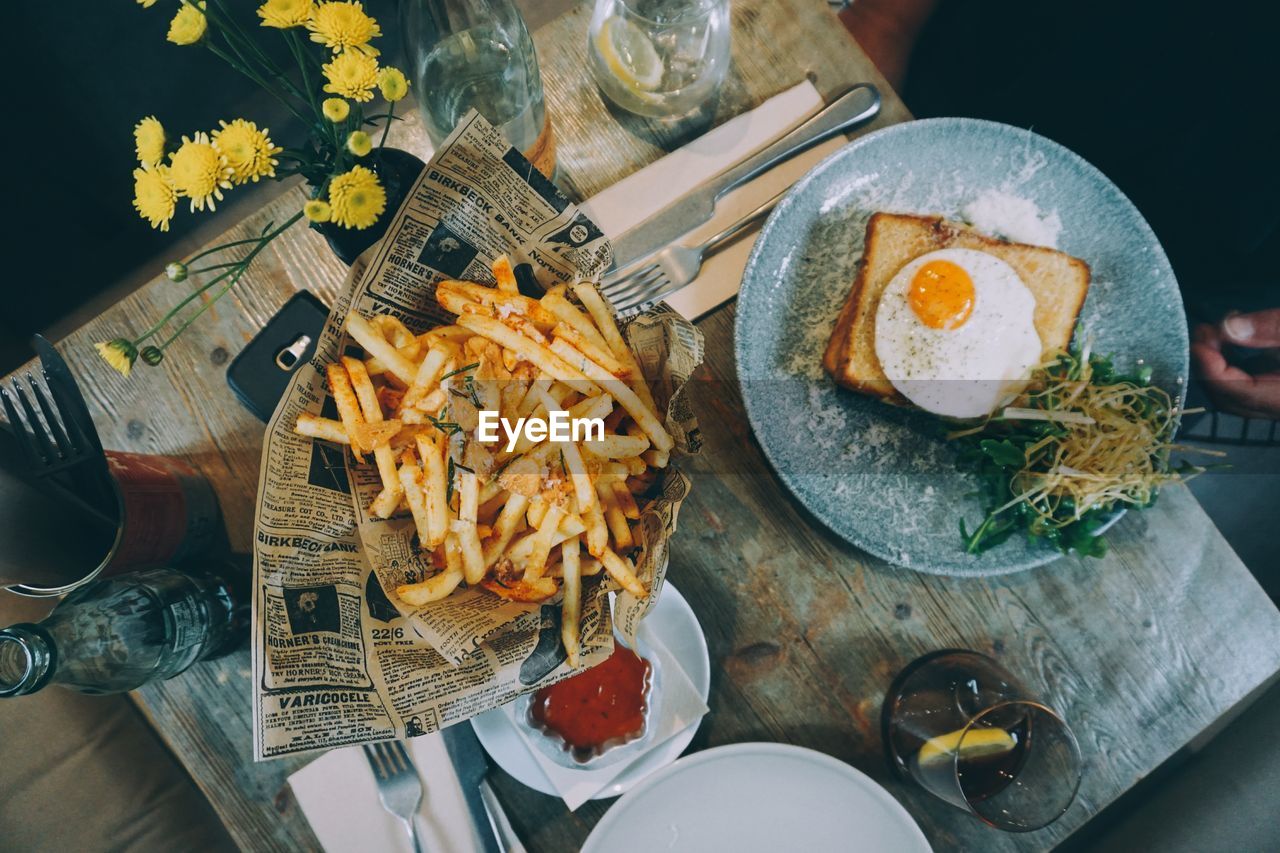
{"left": 950, "top": 343, "right": 1217, "bottom": 557}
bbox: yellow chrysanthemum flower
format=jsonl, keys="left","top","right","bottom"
{"left": 96, "top": 339, "right": 139, "bottom": 377}
{"left": 308, "top": 2, "right": 381, "bottom": 55}
{"left": 346, "top": 130, "right": 372, "bottom": 157}
{"left": 132, "top": 163, "right": 176, "bottom": 232}
{"left": 169, "top": 132, "right": 233, "bottom": 212}
{"left": 322, "top": 50, "right": 379, "bottom": 102}
{"left": 257, "top": 0, "right": 314, "bottom": 29}
{"left": 304, "top": 199, "right": 332, "bottom": 223}
{"left": 322, "top": 97, "right": 350, "bottom": 122}
{"left": 137, "top": 0, "right": 158, "bottom": 8}
{"left": 134, "top": 116, "right": 166, "bottom": 166}
{"left": 167, "top": 1, "right": 207, "bottom": 46}
{"left": 212, "top": 119, "right": 283, "bottom": 184}
{"left": 377, "top": 66, "right": 409, "bottom": 102}
{"left": 328, "top": 165, "right": 385, "bottom": 229}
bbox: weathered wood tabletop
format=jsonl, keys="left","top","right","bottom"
{"left": 11, "top": 1, "right": 1280, "bottom": 851}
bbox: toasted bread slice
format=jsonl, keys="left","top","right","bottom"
{"left": 823, "top": 212, "right": 1090, "bottom": 403}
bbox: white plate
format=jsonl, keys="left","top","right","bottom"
{"left": 470, "top": 582, "right": 710, "bottom": 799}
{"left": 583, "top": 743, "right": 933, "bottom": 853}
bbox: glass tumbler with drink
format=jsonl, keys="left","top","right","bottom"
{"left": 401, "top": 0, "right": 556, "bottom": 177}
{"left": 588, "top": 0, "right": 731, "bottom": 119}
{"left": 883, "top": 650, "right": 1082, "bottom": 832}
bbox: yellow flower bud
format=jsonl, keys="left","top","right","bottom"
{"left": 96, "top": 339, "right": 139, "bottom": 377}
{"left": 304, "top": 199, "right": 332, "bottom": 223}
{"left": 322, "top": 97, "right": 350, "bottom": 122}
{"left": 377, "top": 67, "right": 409, "bottom": 102}
{"left": 167, "top": 1, "right": 208, "bottom": 46}
{"left": 346, "top": 131, "right": 373, "bottom": 157}
{"left": 133, "top": 116, "right": 166, "bottom": 166}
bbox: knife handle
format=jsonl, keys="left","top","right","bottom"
{"left": 479, "top": 779, "right": 526, "bottom": 853}
{"left": 711, "top": 83, "right": 881, "bottom": 204}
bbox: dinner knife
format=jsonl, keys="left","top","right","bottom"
{"left": 441, "top": 723, "right": 523, "bottom": 853}
{"left": 607, "top": 83, "right": 882, "bottom": 271}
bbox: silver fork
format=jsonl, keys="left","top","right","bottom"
{"left": 1, "top": 375, "right": 115, "bottom": 527}
{"left": 1, "top": 375, "right": 94, "bottom": 476}
{"left": 600, "top": 186, "right": 787, "bottom": 315}
{"left": 363, "top": 741, "right": 425, "bottom": 853}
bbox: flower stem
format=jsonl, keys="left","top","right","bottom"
{"left": 135, "top": 211, "right": 305, "bottom": 346}
{"left": 184, "top": 235, "right": 266, "bottom": 265}
{"left": 157, "top": 271, "right": 244, "bottom": 350}
{"left": 188, "top": 261, "right": 243, "bottom": 274}
{"left": 378, "top": 101, "right": 396, "bottom": 153}
{"left": 207, "top": 42, "right": 314, "bottom": 128}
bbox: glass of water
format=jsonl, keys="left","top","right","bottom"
{"left": 401, "top": 0, "right": 556, "bottom": 177}
{"left": 588, "top": 0, "right": 731, "bottom": 119}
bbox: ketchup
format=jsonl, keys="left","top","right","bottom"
{"left": 531, "top": 643, "right": 650, "bottom": 757}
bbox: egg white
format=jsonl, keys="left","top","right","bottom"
{"left": 874, "top": 248, "right": 1042, "bottom": 419}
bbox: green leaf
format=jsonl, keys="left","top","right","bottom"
{"left": 980, "top": 439, "right": 1025, "bottom": 468}
{"left": 1062, "top": 515, "right": 1109, "bottom": 558}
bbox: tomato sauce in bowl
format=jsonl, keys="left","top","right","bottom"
{"left": 529, "top": 643, "right": 651, "bottom": 762}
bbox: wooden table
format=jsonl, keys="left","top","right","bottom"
{"left": 13, "top": 1, "right": 1280, "bottom": 850}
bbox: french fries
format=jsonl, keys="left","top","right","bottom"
{"left": 293, "top": 261, "right": 673, "bottom": 667}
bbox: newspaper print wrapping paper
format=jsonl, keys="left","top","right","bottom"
{"left": 251, "top": 113, "right": 702, "bottom": 760}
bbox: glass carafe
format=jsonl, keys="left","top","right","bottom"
{"left": 401, "top": 0, "right": 556, "bottom": 177}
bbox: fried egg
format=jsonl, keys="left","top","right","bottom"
{"left": 874, "top": 248, "right": 1041, "bottom": 418}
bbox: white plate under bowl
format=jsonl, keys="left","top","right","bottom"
{"left": 470, "top": 581, "right": 710, "bottom": 799}
{"left": 583, "top": 742, "right": 933, "bottom": 853}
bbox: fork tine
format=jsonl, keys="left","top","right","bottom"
{"left": 377, "top": 740, "right": 410, "bottom": 775}
{"left": 0, "top": 386, "right": 38, "bottom": 464}
{"left": 609, "top": 264, "right": 665, "bottom": 294}
{"left": 362, "top": 743, "right": 387, "bottom": 779}
{"left": 11, "top": 380, "right": 56, "bottom": 465}
{"left": 611, "top": 273, "right": 672, "bottom": 311}
{"left": 380, "top": 741, "right": 403, "bottom": 775}
{"left": 390, "top": 740, "right": 413, "bottom": 773}
{"left": 29, "top": 376, "right": 74, "bottom": 460}
{"left": 1, "top": 385, "right": 26, "bottom": 434}
{"left": 609, "top": 267, "right": 669, "bottom": 304}
{"left": 39, "top": 366, "right": 93, "bottom": 454}
{"left": 601, "top": 261, "right": 660, "bottom": 296}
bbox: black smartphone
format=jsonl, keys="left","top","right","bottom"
{"left": 226, "top": 290, "right": 330, "bottom": 422}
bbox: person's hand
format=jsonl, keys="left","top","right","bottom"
{"left": 1191, "top": 308, "right": 1280, "bottom": 418}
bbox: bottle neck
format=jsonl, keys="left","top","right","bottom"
{"left": 0, "top": 624, "right": 56, "bottom": 697}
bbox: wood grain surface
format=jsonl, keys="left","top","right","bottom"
{"left": 5, "top": 1, "right": 1278, "bottom": 851}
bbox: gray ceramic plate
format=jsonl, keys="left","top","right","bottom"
{"left": 735, "top": 118, "right": 1188, "bottom": 576}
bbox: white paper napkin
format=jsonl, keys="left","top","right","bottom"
{"left": 501, "top": 631, "right": 708, "bottom": 811}
{"left": 581, "top": 79, "right": 849, "bottom": 320}
{"left": 289, "top": 733, "right": 485, "bottom": 853}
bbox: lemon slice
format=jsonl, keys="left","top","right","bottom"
{"left": 917, "top": 727, "right": 1017, "bottom": 766}
{"left": 595, "top": 17, "right": 664, "bottom": 92}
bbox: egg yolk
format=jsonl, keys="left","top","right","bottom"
{"left": 908, "top": 260, "right": 975, "bottom": 330}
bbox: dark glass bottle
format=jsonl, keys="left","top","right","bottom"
{"left": 0, "top": 559, "right": 248, "bottom": 697}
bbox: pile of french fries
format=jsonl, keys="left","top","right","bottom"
{"left": 294, "top": 257, "right": 672, "bottom": 666}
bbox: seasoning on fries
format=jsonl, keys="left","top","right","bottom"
{"left": 293, "top": 256, "right": 669, "bottom": 667}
